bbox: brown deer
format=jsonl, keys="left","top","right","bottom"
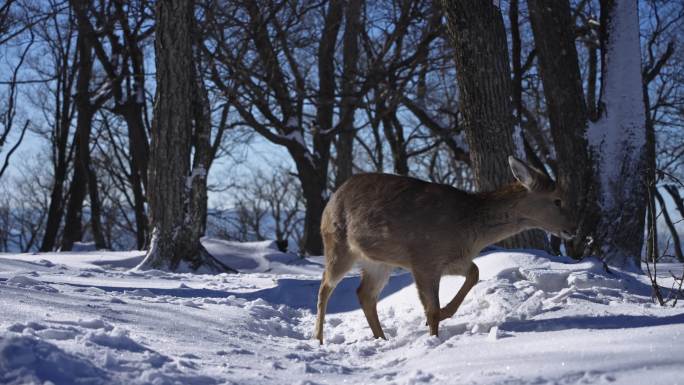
{"left": 314, "top": 156, "right": 576, "bottom": 344}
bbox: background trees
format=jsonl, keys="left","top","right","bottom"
{"left": 0, "top": 0, "right": 682, "bottom": 269}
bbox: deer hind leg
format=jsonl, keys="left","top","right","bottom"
{"left": 440, "top": 262, "right": 479, "bottom": 321}
{"left": 357, "top": 260, "right": 392, "bottom": 340}
{"left": 314, "top": 236, "right": 355, "bottom": 344}
{"left": 413, "top": 269, "right": 441, "bottom": 336}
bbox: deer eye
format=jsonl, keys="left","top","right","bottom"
{"left": 554, "top": 199, "right": 562, "bottom": 208}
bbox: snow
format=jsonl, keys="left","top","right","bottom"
{"left": 186, "top": 166, "right": 207, "bottom": 190}
{"left": 1, "top": 240, "right": 683, "bottom": 384}
{"left": 284, "top": 130, "right": 306, "bottom": 149}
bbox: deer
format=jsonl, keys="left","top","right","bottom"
{"left": 314, "top": 156, "right": 577, "bottom": 344}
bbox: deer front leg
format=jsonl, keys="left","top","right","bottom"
{"left": 413, "top": 270, "right": 441, "bottom": 336}
{"left": 440, "top": 263, "right": 479, "bottom": 321}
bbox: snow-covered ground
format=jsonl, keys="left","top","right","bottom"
{"left": 1, "top": 239, "right": 683, "bottom": 385}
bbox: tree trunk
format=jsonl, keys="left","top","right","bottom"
{"left": 61, "top": 14, "right": 107, "bottom": 251}
{"left": 41, "top": 166, "right": 67, "bottom": 251}
{"left": 190, "top": 60, "right": 213, "bottom": 241}
{"left": 120, "top": 104, "right": 148, "bottom": 250}
{"left": 664, "top": 185, "right": 684, "bottom": 219}
{"left": 654, "top": 189, "right": 683, "bottom": 262}
{"left": 60, "top": 136, "right": 86, "bottom": 251}
{"left": 295, "top": 0, "right": 342, "bottom": 256}
{"left": 112, "top": 89, "right": 149, "bottom": 250}
{"left": 40, "top": 33, "right": 76, "bottom": 252}
{"left": 529, "top": 0, "right": 648, "bottom": 268}
{"left": 299, "top": 169, "right": 327, "bottom": 256}
{"left": 379, "top": 100, "right": 409, "bottom": 176}
{"left": 587, "top": 0, "right": 647, "bottom": 268}
{"left": 443, "top": 0, "right": 545, "bottom": 249}
{"left": 83, "top": 123, "right": 106, "bottom": 249}
{"left": 40, "top": 71, "right": 75, "bottom": 251}
{"left": 61, "top": 32, "right": 91, "bottom": 251}
{"left": 334, "top": 0, "right": 362, "bottom": 188}
{"left": 137, "top": 0, "right": 233, "bottom": 272}
{"left": 528, "top": 0, "right": 598, "bottom": 257}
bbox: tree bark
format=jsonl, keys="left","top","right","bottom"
{"left": 41, "top": 47, "right": 77, "bottom": 252}
{"left": 117, "top": 102, "right": 148, "bottom": 250}
{"left": 528, "top": 0, "right": 598, "bottom": 257}
{"left": 137, "top": 0, "right": 233, "bottom": 272}
{"left": 296, "top": 155, "right": 327, "bottom": 256}
{"left": 664, "top": 185, "right": 684, "bottom": 219}
{"left": 61, "top": 27, "right": 106, "bottom": 251}
{"left": 443, "top": 0, "right": 545, "bottom": 249}
{"left": 529, "top": 0, "right": 648, "bottom": 268}
{"left": 334, "top": 0, "right": 363, "bottom": 188}
{"left": 588, "top": 0, "right": 648, "bottom": 268}
{"left": 298, "top": 0, "right": 343, "bottom": 255}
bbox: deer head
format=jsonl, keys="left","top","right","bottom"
{"left": 508, "top": 156, "right": 577, "bottom": 240}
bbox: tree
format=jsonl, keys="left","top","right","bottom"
{"left": 527, "top": 0, "right": 597, "bottom": 257}
{"left": 529, "top": 0, "right": 650, "bottom": 268}
{"left": 69, "top": 0, "right": 154, "bottom": 250}
{"left": 204, "top": 0, "right": 345, "bottom": 255}
{"left": 333, "top": 0, "right": 363, "bottom": 188}
{"left": 0, "top": 0, "right": 32, "bottom": 181}
{"left": 136, "top": 0, "right": 232, "bottom": 272}
{"left": 588, "top": 0, "right": 648, "bottom": 268}
{"left": 37, "top": 5, "right": 79, "bottom": 252}
{"left": 442, "top": 0, "right": 545, "bottom": 249}
{"left": 61, "top": 1, "right": 110, "bottom": 250}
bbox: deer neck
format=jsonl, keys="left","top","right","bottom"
{"left": 471, "top": 186, "right": 535, "bottom": 250}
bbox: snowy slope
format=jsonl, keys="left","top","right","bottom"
{"left": 0, "top": 240, "right": 683, "bottom": 385}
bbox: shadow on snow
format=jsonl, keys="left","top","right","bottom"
{"left": 7, "top": 272, "right": 414, "bottom": 314}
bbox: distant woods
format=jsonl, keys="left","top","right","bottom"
{"left": 0, "top": 0, "right": 682, "bottom": 270}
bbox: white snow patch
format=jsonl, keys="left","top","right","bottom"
{"left": 0, "top": 244, "right": 682, "bottom": 384}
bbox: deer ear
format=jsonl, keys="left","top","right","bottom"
{"left": 508, "top": 156, "right": 537, "bottom": 191}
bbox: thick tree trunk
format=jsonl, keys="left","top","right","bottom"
{"left": 294, "top": 0, "right": 342, "bottom": 256}
{"left": 300, "top": 176, "right": 326, "bottom": 256}
{"left": 443, "top": 0, "right": 545, "bottom": 249}
{"left": 530, "top": 0, "right": 648, "bottom": 268}
{"left": 137, "top": 0, "right": 233, "bottom": 272}
{"left": 587, "top": 0, "right": 647, "bottom": 268}
{"left": 528, "top": 0, "right": 598, "bottom": 257}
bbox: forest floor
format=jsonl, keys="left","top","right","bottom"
{"left": 0, "top": 239, "right": 683, "bottom": 385}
